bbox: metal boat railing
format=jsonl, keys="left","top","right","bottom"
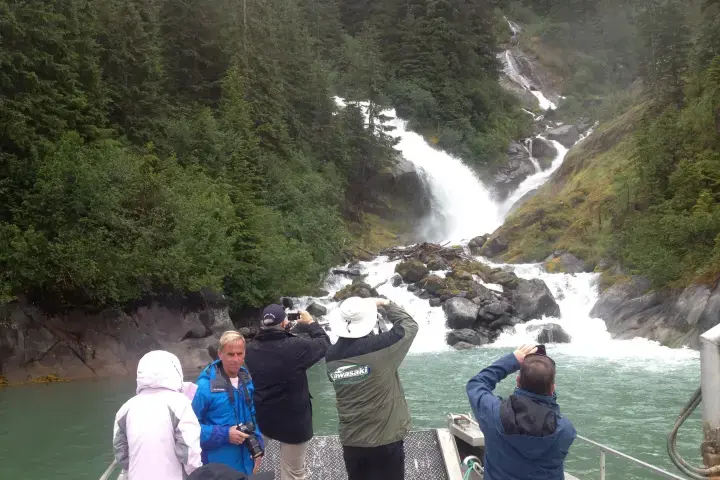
{"left": 99, "top": 460, "right": 119, "bottom": 480}
{"left": 577, "top": 435, "right": 689, "bottom": 480}
{"left": 98, "top": 433, "right": 693, "bottom": 480}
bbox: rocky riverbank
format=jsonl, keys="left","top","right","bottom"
{"left": 590, "top": 276, "right": 720, "bottom": 349}
{"left": 324, "top": 242, "right": 570, "bottom": 350}
{"left": 0, "top": 295, "right": 235, "bottom": 385}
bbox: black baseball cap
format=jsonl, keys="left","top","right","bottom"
{"left": 262, "top": 304, "right": 287, "bottom": 327}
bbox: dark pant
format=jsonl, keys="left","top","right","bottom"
{"left": 342, "top": 440, "right": 405, "bottom": 480}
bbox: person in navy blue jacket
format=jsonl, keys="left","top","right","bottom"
{"left": 466, "top": 344, "right": 576, "bottom": 480}
{"left": 192, "top": 331, "right": 265, "bottom": 475}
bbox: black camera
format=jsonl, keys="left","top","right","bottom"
{"left": 237, "top": 422, "right": 264, "bottom": 459}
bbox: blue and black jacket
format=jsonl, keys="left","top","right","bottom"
{"left": 466, "top": 353, "right": 577, "bottom": 480}
{"left": 191, "top": 361, "right": 265, "bottom": 474}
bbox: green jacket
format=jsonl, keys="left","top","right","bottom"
{"left": 325, "top": 302, "right": 419, "bottom": 447}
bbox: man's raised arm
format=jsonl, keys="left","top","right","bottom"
{"left": 466, "top": 344, "right": 538, "bottom": 424}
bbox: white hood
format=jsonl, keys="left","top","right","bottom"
{"left": 136, "top": 350, "right": 184, "bottom": 394}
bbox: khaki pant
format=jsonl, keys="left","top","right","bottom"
{"left": 270, "top": 439, "right": 310, "bottom": 480}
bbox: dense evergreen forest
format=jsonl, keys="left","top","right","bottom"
{"left": 0, "top": 0, "right": 527, "bottom": 313}
{"left": 499, "top": 0, "right": 720, "bottom": 289}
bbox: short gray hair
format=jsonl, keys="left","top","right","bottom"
{"left": 218, "top": 330, "right": 245, "bottom": 352}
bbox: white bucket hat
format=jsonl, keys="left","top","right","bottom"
{"left": 330, "top": 297, "right": 378, "bottom": 338}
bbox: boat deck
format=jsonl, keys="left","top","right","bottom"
{"left": 256, "top": 428, "right": 581, "bottom": 480}
{"left": 257, "top": 430, "right": 450, "bottom": 479}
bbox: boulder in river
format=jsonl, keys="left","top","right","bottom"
{"left": 546, "top": 125, "right": 579, "bottom": 148}
{"left": 470, "top": 283, "right": 497, "bottom": 305}
{"left": 391, "top": 274, "right": 402, "bottom": 287}
{"left": 446, "top": 328, "right": 493, "bottom": 347}
{"left": 511, "top": 278, "right": 561, "bottom": 321}
{"left": 527, "top": 323, "right": 571, "bottom": 343}
{"left": 452, "top": 341, "right": 477, "bottom": 350}
{"left": 488, "top": 315, "right": 523, "bottom": 331}
{"left": 334, "top": 282, "right": 377, "bottom": 301}
{"left": 544, "top": 252, "right": 587, "bottom": 274}
{"left": 489, "top": 269, "right": 520, "bottom": 290}
{"left": 443, "top": 297, "right": 480, "bottom": 329}
{"left": 468, "top": 236, "right": 488, "bottom": 254}
{"left": 420, "top": 275, "right": 445, "bottom": 294}
{"left": 477, "top": 299, "right": 513, "bottom": 323}
{"left": 395, "top": 259, "right": 429, "bottom": 283}
{"left": 531, "top": 137, "right": 558, "bottom": 169}
{"left": 480, "top": 235, "right": 509, "bottom": 259}
{"left": 306, "top": 302, "right": 327, "bottom": 318}
{"left": 427, "top": 256, "right": 450, "bottom": 271}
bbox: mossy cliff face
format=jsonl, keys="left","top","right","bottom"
{"left": 481, "top": 104, "right": 645, "bottom": 268}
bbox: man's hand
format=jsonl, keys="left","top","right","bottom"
{"left": 297, "top": 311, "right": 314, "bottom": 325}
{"left": 513, "top": 344, "right": 538, "bottom": 364}
{"left": 374, "top": 298, "right": 390, "bottom": 307}
{"left": 253, "top": 456, "right": 263, "bottom": 473}
{"left": 228, "top": 427, "right": 249, "bottom": 445}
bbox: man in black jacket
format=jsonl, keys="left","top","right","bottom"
{"left": 244, "top": 304, "right": 330, "bottom": 480}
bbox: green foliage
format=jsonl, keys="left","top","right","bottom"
{"left": 333, "top": 0, "right": 532, "bottom": 170}
{"left": 0, "top": 0, "right": 399, "bottom": 312}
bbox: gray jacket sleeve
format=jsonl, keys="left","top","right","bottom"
{"left": 112, "top": 409, "right": 130, "bottom": 471}
{"left": 384, "top": 302, "right": 419, "bottom": 368}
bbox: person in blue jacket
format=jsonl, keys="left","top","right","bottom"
{"left": 466, "top": 344, "right": 576, "bottom": 480}
{"left": 192, "top": 331, "right": 265, "bottom": 475}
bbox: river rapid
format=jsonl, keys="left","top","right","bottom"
{"left": 0, "top": 20, "right": 707, "bottom": 480}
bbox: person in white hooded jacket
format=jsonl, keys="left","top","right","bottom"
{"left": 113, "top": 350, "right": 203, "bottom": 479}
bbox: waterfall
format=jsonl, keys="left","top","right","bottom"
{"left": 309, "top": 22, "right": 691, "bottom": 360}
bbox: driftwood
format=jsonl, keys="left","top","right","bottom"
{"left": 332, "top": 269, "right": 366, "bottom": 278}
{"left": 379, "top": 242, "right": 472, "bottom": 262}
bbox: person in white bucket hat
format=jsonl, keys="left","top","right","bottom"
{"left": 325, "top": 297, "right": 418, "bottom": 480}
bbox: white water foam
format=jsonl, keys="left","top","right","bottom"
{"left": 481, "top": 262, "right": 698, "bottom": 361}
{"left": 294, "top": 256, "right": 451, "bottom": 354}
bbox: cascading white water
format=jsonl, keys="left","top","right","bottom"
{"left": 320, "top": 24, "right": 696, "bottom": 360}
{"left": 385, "top": 113, "right": 502, "bottom": 242}
{"left": 498, "top": 139, "right": 567, "bottom": 217}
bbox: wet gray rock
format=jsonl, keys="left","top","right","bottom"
{"left": 470, "top": 283, "right": 498, "bottom": 305}
{"left": 443, "top": 297, "right": 480, "bottom": 330}
{"left": 0, "top": 301, "right": 231, "bottom": 383}
{"left": 429, "top": 298, "right": 443, "bottom": 308}
{"left": 511, "top": 278, "right": 561, "bottom": 321}
{"left": 452, "top": 341, "right": 477, "bottom": 350}
{"left": 491, "top": 141, "right": 536, "bottom": 200}
{"left": 489, "top": 316, "right": 523, "bottom": 331}
{"left": 468, "top": 236, "right": 488, "bottom": 254}
{"left": 395, "top": 260, "right": 429, "bottom": 283}
{"left": 531, "top": 137, "right": 557, "bottom": 170}
{"left": 420, "top": 275, "right": 445, "bottom": 294}
{"left": 544, "top": 252, "right": 588, "bottom": 274}
{"left": 427, "top": 256, "right": 450, "bottom": 271}
{"left": 477, "top": 300, "right": 513, "bottom": 324}
{"left": 306, "top": 302, "right": 328, "bottom": 318}
{"left": 489, "top": 270, "right": 520, "bottom": 289}
{"left": 446, "top": 328, "right": 493, "bottom": 347}
{"left": 546, "top": 125, "right": 579, "bottom": 148}
{"left": 481, "top": 236, "right": 509, "bottom": 258}
{"left": 527, "top": 323, "right": 571, "bottom": 343}
{"left": 391, "top": 274, "right": 403, "bottom": 287}
{"left": 590, "top": 277, "right": 720, "bottom": 348}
